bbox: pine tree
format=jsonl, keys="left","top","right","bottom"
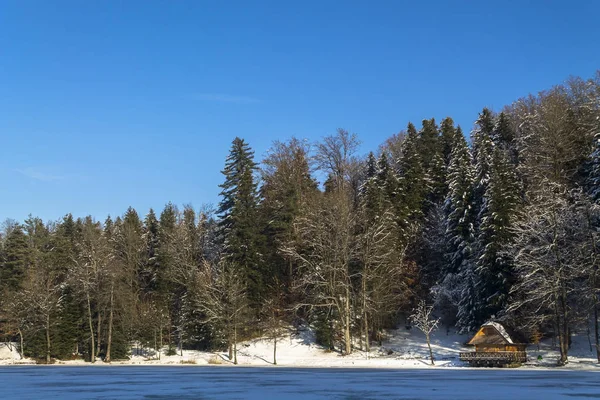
{"left": 444, "top": 134, "right": 475, "bottom": 275}
{"left": 399, "top": 123, "right": 427, "bottom": 221}
{"left": 472, "top": 109, "right": 496, "bottom": 222}
{"left": 0, "top": 225, "right": 29, "bottom": 291}
{"left": 51, "top": 214, "right": 83, "bottom": 360}
{"left": 418, "top": 118, "right": 440, "bottom": 170}
{"left": 427, "top": 153, "right": 447, "bottom": 206}
{"left": 218, "top": 137, "right": 264, "bottom": 307}
{"left": 475, "top": 147, "right": 521, "bottom": 321}
{"left": 493, "top": 112, "right": 515, "bottom": 148}
{"left": 360, "top": 152, "right": 398, "bottom": 222}
{"left": 440, "top": 118, "right": 459, "bottom": 167}
{"left": 439, "top": 132, "right": 476, "bottom": 330}
{"left": 142, "top": 208, "right": 160, "bottom": 294}
{"left": 158, "top": 203, "right": 177, "bottom": 292}
{"left": 376, "top": 152, "right": 399, "bottom": 209}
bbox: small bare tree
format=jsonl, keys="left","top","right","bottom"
{"left": 194, "top": 260, "right": 248, "bottom": 364}
{"left": 260, "top": 284, "right": 288, "bottom": 365}
{"left": 409, "top": 300, "right": 440, "bottom": 366}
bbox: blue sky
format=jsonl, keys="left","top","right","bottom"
{"left": 1, "top": 0, "right": 599, "bottom": 223}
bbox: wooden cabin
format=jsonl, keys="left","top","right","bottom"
{"left": 459, "top": 322, "right": 527, "bottom": 367}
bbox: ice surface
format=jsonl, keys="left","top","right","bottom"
{"left": 0, "top": 366, "right": 599, "bottom": 399}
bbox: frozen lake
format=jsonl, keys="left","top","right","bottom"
{"left": 0, "top": 366, "right": 599, "bottom": 399}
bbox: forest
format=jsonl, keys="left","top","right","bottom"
{"left": 1, "top": 72, "right": 599, "bottom": 366}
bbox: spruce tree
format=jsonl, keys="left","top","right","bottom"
{"left": 440, "top": 117, "right": 459, "bottom": 167}
{"left": 440, "top": 132, "right": 477, "bottom": 330}
{"left": 0, "top": 225, "right": 29, "bottom": 291}
{"left": 359, "top": 152, "right": 398, "bottom": 222}
{"left": 444, "top": 134, "right": 475, "bottom": 275}
{"left": 475, "top": 147, "right": 521, "bottom": 320}
{"left": 218, "top": 137, "right": 264, "bottom": 307}
{"left": 51, "top": 214, "right": 83, "bottom": 360}
{"left": 376, "top": 152, "right": 399, "bottom": 209}
{"left": 399, "top": 123, "right": 427, "bottom": 222}
{"left": 142, "top": 209, "right": 160, "bottom": 294}
{"left": 418, "top": 118, "right": 440, "bottom": 171}
{"left": 472, "top": 109, "right": 496, "bottom": 232}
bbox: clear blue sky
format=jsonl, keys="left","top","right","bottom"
{"left": 1, "top": 0, "right": 599, "bottom": 223}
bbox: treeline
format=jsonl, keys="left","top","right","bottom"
{"left": 1, "top": 72, "right": 599, "bottom": 365}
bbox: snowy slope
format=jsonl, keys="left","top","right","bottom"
{"left": 0, "top": 343, "right": 34, "bottom": 365}
{"left": 2, "top": 326, "right": 600, "bottom": 370}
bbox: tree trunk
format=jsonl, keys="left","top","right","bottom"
{"left": 557, "top": 288, "right": 568, "bottom": 365}
{"left": 361, "top": 277, "right": 366, "bottom": 352}
{"left": 96, "top": 312, "right": 102, "bottom": 358}
{"left": 344, "top": 293, "right": 352, "bottom": 355}
{"left": 595, "top": 304, "right": 600, "bottom": 363}
{"left": 17, "top": 328, "right": 24, "bottom": 360}
{"left": 233, "top": 324, "right": 238, "bottom": 365}
{"left": 587, "top": 321, "right": 593, "bottom": 353}
{"left": 364, "top": 310, "right": 370, "bottom": 354}
{"left": 179, "top": 329, "right": 183, "bottom": 357}
{"left": 273, "top": 336, "right": 277, "bottom": 365}
{"left": 154, "top": 329, "right": 158, "bottom": 358}
{"left": 105, "top": 285, "right": 114, "bottom": 363}
{"left": 159, "top": 320, "right": 163, "bottom": 361}
{"left": 426, "top": 333, "right": 435, "bottom": 365}
{"left": 86, "top": 292, "right": 95, "bottom": 363}
{"left": 45, "top": 314, "right": 51, "bottom": 364}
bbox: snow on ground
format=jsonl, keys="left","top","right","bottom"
{"left": 0, "top": 343, "right": 35, "bottom": 365}
{"left": 2, "top": 325, "right": 600, "bottom": 370}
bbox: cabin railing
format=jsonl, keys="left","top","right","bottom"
{"left": 459, "top": 351, "right": 527, "bottom": 363}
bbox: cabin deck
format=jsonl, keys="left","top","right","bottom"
{"left": 459, "top": 351, "right": 527, "bottom": 367}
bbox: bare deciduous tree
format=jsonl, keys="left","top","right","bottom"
{"left": 282, "top": 190, "right": 356, "bottom": 355}
{"left": 409, "top": 300, "right": 440, "bottom": 365}
{"left": 314, "top": 129, "right": 360, "bottom": 190}
{"left": 356, "top": 209, "right": 409, "bottom": 353}
{"left": 193, "top": 260, "right": 248, "bottom": 364}
{"left": 507, "top": 182, "right": 586, "bottom": 365}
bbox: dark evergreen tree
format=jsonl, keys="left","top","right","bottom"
{"left": 399, "top": 123, "right": 427, "bottom": 222}
{"left": 51, "top": 214, "right": 83, "bottom": 360}
{"left": 142, "top": 208, "right": 160, "bottom": 294}
{"left": 444, "top": 134, "right": 475, "bottom": 275}
{"left": 218, "top": 137, "right": 264, "bottom": 308}
{"left": 440, "top": 117, "right": 459, "bottom": 167}
{"left": 475, "top": 147, "right": 521, "bottom": 320}
{"left": 376, "top": 152, "right": 399, "bottom": 209}
{"left": 427, "top": 153, "right": 447, "bottom": 206}
{"left": 0, "top": 225, "right": 29, "bottom": 291}
{"left": 472, "top": 109, "right": 496, "bottom": 234}
{"left": 418, "top": 118, "right": 440, "bottom": 171}
{"left": 438, "top": 132, "right": 477, "bottom": 330}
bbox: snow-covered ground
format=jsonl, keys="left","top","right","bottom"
{"left": 2, "top": 326, "right": 599, "bottom": 370}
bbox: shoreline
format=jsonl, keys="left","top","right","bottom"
{"left": 2, "top": 359, "right": 599, "bottom": 372}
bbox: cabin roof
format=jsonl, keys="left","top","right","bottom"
{"left": 467, "top": 322, "right": 525, "bottom": 346}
